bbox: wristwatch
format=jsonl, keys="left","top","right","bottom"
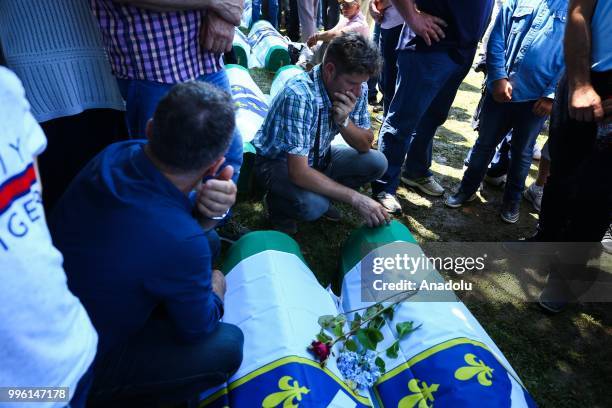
{"left": 340, "top": 116, "right": 350, "bottom": 129}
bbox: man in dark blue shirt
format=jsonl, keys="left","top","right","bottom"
{"left": 51, "top": 82, "right": 243, "bottom": 406}
{"left": 372, "top": 0, "right": 493, "bottom": 214}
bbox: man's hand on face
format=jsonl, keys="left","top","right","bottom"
{"left": 196, "top": 165, "right": 237, "bottom": 219}
{"left": 351, "top": 193, "right": 391, "bottom": 227}
{"left": 200, "top": 11, "right": 235, "bottom": 53}
{"left": 406, "top": 8, "right": 447, "bottom": 46}
{"left": 569, "top": 84, "right": 604, "bottom": 122}
{"left": 211, "top": 269, "right": 227, "bottom": 301}
{"left": 492, "top": 79, "right": 513, "bottom": 103}
{"left": 332, "top": 91, "right": 357, "bottom": 126}
{"left": 532, "top": 97, "right": 553, "bottom": 117}
{"left": 207, "top": 0, "right": 244, "bottom": 27}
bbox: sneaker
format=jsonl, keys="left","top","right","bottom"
{"left": 323, "top": 205, "right": 342, "bottom": 222}
{"left": 538, "top": 288, "right": 568, "bottom": 314}
{"left": 263, "top": 193, "right": 298, "bottom": 235}
{"left": 533, "top": 145, "right": 542, "bottom": 161}
{"left": 500, "top": 201, "right": 520, "bottom": 224}
{"left": 444, "top": 191, "right": 477, "bottom": 208}
{"left": 602, "top": 225, "right": 612, "bottom": 255}
{"left": 216, "top": 219, "right": 251, "bottom": 243}
{"left": 401, "top": 175, "right": 445, "bottom": 197}
{"left": 483, "top": 174, "right": 507, "bottom": 187}
{"left": 373, "top": 114, "right": 384, "bottom": 123}
{"left": 523, "top": 183, "right": 544, "bottom": 212}
{"left": 374, "top": 192, "right": 402, "bottom": 215}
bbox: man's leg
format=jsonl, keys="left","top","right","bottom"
{"left": 88, "top": 320, "right": 243, "bottom": 407}
{"left": 116, "top": 79, "right": 174, "bottom": 139}
{"left": 373, "top": 50, "right": 461, "bottom": 196}
{"left": 456, "top": 94, "right": 513, "bottom": 197}
{"left": 254, "top": 156, "right": 330, "bottom": 222}
{"left": 297, "top": 0, "right": 318, "bottom": 42}
{"left": 503, "top": 102, "right": 546, "bottom": 204}
{"left": 402, "top": 60, "right": 472, "bottom": 181}
{"left": 325, "top": 146, "right": 387, "bottom": 189}
{"left": 198, "top": 70, "right": 244, "bottom": 185}
{"left": 380, "top": 25, "right": 402, "bottom": 116}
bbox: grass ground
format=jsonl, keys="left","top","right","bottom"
{"left": 233, "top": 67, "right": 612, "bottom": 407}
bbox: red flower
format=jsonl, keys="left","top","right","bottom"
{"left": 309, "top": 340, "right": 332, "bottom": 364}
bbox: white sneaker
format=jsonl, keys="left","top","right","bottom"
{"left": 523, "top": 183, "right": 544, "bottom": 212}
{"left": 484, "top": 174, "right": 507, "bottom": 187}
{"left": 602, "top": 226, "right": 612, "bottom": 255}
{"left": 375, "top": 192, "right": 402, "bottom": 215}
{"left": 401, "top": 175, "right": 445, "bottom": 197}
{"left": 533, "top": 145, "right": 542, "bottom": 160}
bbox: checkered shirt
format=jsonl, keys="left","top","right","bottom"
{"left": 252, "top": 65, "right": 370, "bottom": 165}
{"left": 91, "top": 0, "right": 222, "bottom": 83}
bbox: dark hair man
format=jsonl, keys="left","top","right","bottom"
{"left": 50, "top": 82, "right": 244, "bottom": 405}
{"left": 253, "top": 32, "right": 390, "bottom": 234}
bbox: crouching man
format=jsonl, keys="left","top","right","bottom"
{"left": 50, "top": 82, "right": 243, "bottom": 406}
{"left": 253, "top": 32, "right": 390, "bottom": 234}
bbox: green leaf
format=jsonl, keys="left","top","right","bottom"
{"left": 333, "top": 314, "right": 347, "bottom": 326}
{"left": 396, "top": 321, "right": 419, "bottom": 339}
{"left": 350, "top": 313, "right": 362, "bottom": 330}
{"left": 382, "top": 306, "right": 394, "bottom": 321}
{"left": 345, "top": 339, "right": 358, "bottom": 352}
{"left": 316, "top": 330, "right": 332, "bottom": 343}
{"left": 356, "top": 329, "right": 375, "bottom": 350}
{"left": 333, "top": 323, "right": 344, "bottom": 337}
{"left": 386, "top": 341, "right": 400, "bottom": 359}
{"left": 364, "top": 304, "right": 384, "bottom": 320}
{"left": 318, "top": 315, "right": 335, "bottom": 329}
{"left": 375, "top": 357, "right": 386, "bottom": 373}
{"left": 368, "top": 316, "right": 385, "bottom": 330}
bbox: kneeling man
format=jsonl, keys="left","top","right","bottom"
{"left": 51, "top": 82, "right": 243, "bottom": 406}
{"left": 253, "top": 32, "right": 389, "bottom": 234}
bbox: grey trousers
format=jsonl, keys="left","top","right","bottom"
{"left": 298, "top": 0, "right": 319, "bottom": 42}
{"left": 255, "top": 146, "right": 388, "bottom": 221}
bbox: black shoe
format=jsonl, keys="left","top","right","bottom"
{"left": 216, "top": 219, "right": 251, "bottom": 244}
{"left": 445, "top": 191, "right": 477, "bottom": 208}
{"left": 323, "top": 205, "right": 342, "bottom": 222}
{"left": 500, "top": 201, "right": 520, "bottom": 224}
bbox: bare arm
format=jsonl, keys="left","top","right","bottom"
{"left": 389, "top": 0, "right": 447, "bottom": 45}
{"left": 565, "top": 0, "right": 603, "bottom": 121}
{"left": 339, "top": 121, "right": 374, "bottom": 153}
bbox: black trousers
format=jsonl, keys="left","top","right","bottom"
{"left": 39, "top": 108, "right": 127, "bottom": 214}
{"left": 538, "top": 71, "right": 612, "bottom": 243}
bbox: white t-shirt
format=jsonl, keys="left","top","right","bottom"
{"left": 0, "top": 67, "right": 97, "bottom": 407}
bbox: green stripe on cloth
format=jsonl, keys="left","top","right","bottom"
{"left": 339, "top": 221, "right": 417, "bottom": 279}
{"left": 222, "top": 231, "right": 306, "bottom": 274}
{"left": 265, "top": 45, "right": 290, "bottom": 72}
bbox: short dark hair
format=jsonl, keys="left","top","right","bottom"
{"left": 150, "top": 81, "right": 235, "bottom": 172}
{"left": 323, "top": 32, "right": 382, "bottom": 77}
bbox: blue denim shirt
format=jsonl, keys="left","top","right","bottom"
{"left": 487, "top": 0, "right": 568, "bottom": 101}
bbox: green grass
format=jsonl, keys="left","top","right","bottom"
{"left": 233, "top": 67, "right": 612, "bottom": 408}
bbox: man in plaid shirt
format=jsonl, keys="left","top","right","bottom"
{"left": 253, "top": 33, "right": 390, "bottom": 234}
{"left": 91, "top": 0, "right": 244, "bottom": 184}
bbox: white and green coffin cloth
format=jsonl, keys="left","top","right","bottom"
{"left": 248, "top": 20, "right": 290, "bottom": 72}
{"left": 199, "top": 222, "right": 536, "bottom": 407}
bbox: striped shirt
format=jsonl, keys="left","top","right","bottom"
{"left": 91, "top": 0, "right": 222, "bottom": 83}
{"left": 253, "top": 65, "right": 370, "bottom": 165}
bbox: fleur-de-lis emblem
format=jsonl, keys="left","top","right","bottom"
{"left": 398, "top": 378, "right": 439, "bottom": 408}
{"left": 261, "top": 376, "right": 310, "bottom": 408}
{"left": 454, "top": 353, "right": 494, "bottom": 386}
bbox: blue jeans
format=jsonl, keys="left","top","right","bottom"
{"left": 373, "top": 50, "right": 473, "bottom": 195}
{"left": 379, "top": 24, "right": 402, "bottom": 116}
{"left": 252, "top": 0, "right": 279, "bottom": 28}
{"left": 87, "top": 319, "right": 243, "bottom": 407}
{"left": 458, "top": 93, "right": 546, "bottom": 203}
{"left": 117, "top": 70, "right": 243, "bottom": 185}
{"left": 255, "top": 146, "right": 387, "bottom": 221}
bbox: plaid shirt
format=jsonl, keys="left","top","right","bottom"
{"left": 91, "top": 0, "right": 222, "bottom": 83}
{"left": 253, "top": 65, "right": 370, "bottom": 165}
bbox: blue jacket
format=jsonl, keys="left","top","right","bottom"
{"left": 487, "top": 0, "right": 568, "bottom": 101}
